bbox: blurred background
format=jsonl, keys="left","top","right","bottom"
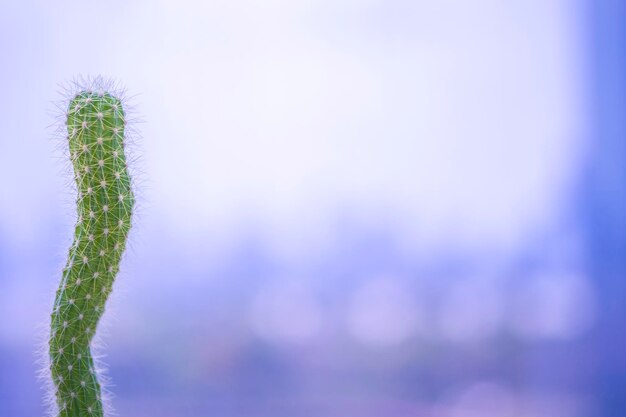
{"left": 0, "top": 0, "right": 624, "bottom": 416}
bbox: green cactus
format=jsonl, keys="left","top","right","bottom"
{"left": 49, "top": 87, "right": 135, "bottom": 417}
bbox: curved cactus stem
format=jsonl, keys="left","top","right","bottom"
{"left": 49, "top": 87, "right": 135, "bottom": 417}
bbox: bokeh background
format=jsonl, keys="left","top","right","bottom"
{"left": 1, "top": 0, "right": 625, "bottom": 416}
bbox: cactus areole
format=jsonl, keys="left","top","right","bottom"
{"left": 49, "top": 90, "right": 134, "bottom": 417}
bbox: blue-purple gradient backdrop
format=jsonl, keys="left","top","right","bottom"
{"left": 1, "top": 1, "right": 624, "bottom": 416}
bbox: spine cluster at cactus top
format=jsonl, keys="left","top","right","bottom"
{"left": 49, "top": 90, "right": 134, "bottom": 417}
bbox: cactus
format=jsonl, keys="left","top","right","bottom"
{"left": 48, "top": 82, "right": 135, "bottom": 417}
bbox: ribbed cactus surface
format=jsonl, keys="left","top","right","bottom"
{"left": 49, "top": 90, "right": 134, "bottom": 417}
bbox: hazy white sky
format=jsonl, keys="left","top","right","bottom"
{"left": 0, "top": 0, "right": 589, "bottom": 254}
